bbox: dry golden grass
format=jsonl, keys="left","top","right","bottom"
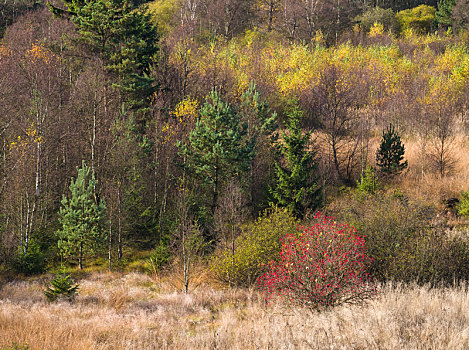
{"left": 400, "top": 135, "right": 469, "bottom": 203}
{"left": 349, "top": 134, "right": 469, "bottom": 206}
{"left": 315, "top": 131, "right": 469, "bottom": 207}
{"left": 1, "top": 272, "right": 469, "bottom": 349}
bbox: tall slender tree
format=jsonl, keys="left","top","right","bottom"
{"left": 49, "top": 0, "right": 159, "bottom": 128}
{"left": 178, "top": 89, "right": 254, "bottom": 215}
{"left": 238, "top": 83, "right": 277, "bottom": 213}
{"left": 270, "top": 107, "right": 322, "bottom": 219}
{"left": 57, "top": 161, "right": 106, "bottom": 269}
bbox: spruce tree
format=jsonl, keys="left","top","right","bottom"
{"left": 178, "top": 89, "right": 254, "bottom": 215}
{"left": 57, "top": 161, "right": 106, "bottom": 269}
{"left": 44, "top": 268, "right": 79, "bottom": 302}
{"left": 270, "top": 107, "right": 322, "bottom": 219}
{"left": 376, "top": 124, "right": 408, "bottom": 176}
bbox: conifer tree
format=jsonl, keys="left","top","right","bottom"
{"left": 57, "top": 161, "right": 106, "bottom": 269}
{"left": 49, "top": 0, "right": 159, "bottom": 126}
{"left": 178, "top": 89, "right": 254, "bottom": 215}
{"left": 239, "top": 83, "right": 278, "bottom": 145}
{"left": 376, "top": 124, "right": 408, "bottom": 176}
{"left": 238, "top": 83, "right": 278, "bottom": 212}
{"left": 270, "top": 107, "right": 322, "bottom": 218}
{"left": 44, "top": 268, "right": 79, "bottom": 302}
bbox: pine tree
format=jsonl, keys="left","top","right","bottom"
{"left": 270, "top": 107, "right": 322, "bottom": 219}
{"left": 178, "top": 89, "right": 254, "bottom": 215}
{"left": 239, "top": 83, "right": 278, "bottom": 145}
{"left": 57, "top": 161, "right": 106, "bottom": 269}
{"left": 376, "top": 124, "right": 408, "bottom": 176}
{"left": 238, "top": 83, "right": 278, "bottom": 212}
{"left": 49, "top": 0, "right": 159, "bottom": 128}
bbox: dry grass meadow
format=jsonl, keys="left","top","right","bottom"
{"left": 1, "top": 271, "right": 469, "bottom": 350}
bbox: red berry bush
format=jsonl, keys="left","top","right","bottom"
{"left": 257, "top": 213, "right": 376, "bottom": 312}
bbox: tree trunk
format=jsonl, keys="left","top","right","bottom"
{"left": 211, "top": 158, "right": 219, "bottom": 215}
{"left": 158, "top": 158, "right": 169, "bottom": 241}
{"left": 117, "top": 182, "right": 122, "bottom": 260}
{"left": 183, "top": 230, "right": 189, "bottom": 294}
{"left": 268, "top": 1, "right": 274, "bottom": 31}
{"left": 184, "top": 257, "right": 189, "bottom": 294}
{"left": 25, "top": 139, "right": 41, "bottom": 256}
{"left": 108, "top": 218, "right": 112, "bottom": 272}
{"left": 331, "top": 134, "right": 346, "bottom": 185}
{"left": 79, "top": 241, "right": 83, "bottom": 270}
{"left": 91, "top": 100, "right": 97, "bottom": 182}
{"left": 23, "top": 194, "right": 30, "bottom": 258}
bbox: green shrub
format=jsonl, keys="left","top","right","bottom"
{"left": 435, "top": 235, "right": 469, "bottom": 283}
{"left": 344, "top": 193, "right": 425, "bottom": 282}
{"left": 458, "top": 190, "right": 469, "bottom": 218}
{"left": 211, "top": 207, "right": 298, "bottom": 287}
{"left": 330, "top": 191, "right": 469, "bottom": 285}
{"left": 44, "top": 269, "right": 79, "bottom": 302}
{"left": 1, "top": 343, "right": 29, "bottom": 350}
{"left": 355, "top": 7, "right": 399, "bottom": 33}
{"left": 414, "top": 233, "right": 469, "bottom": 284}
{"left": 12, "top": 241, "right": 47, "bottom": 275}
{"left": 396, "top": 5, "right": 437, "bottom": 34}
{"left": 151, "top": 241, "right": 171, "bottom": 270}
{"left": 356, "top": 166, "right": 380, "bottom": 196}
{"left": 436, "top": 0, "right": 456, "bottom": 29}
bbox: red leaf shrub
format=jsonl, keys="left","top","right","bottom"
{"left": 257, "top": 212, "right": 376, "bottom": 312}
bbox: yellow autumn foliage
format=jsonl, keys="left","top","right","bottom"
{"left": 369, "top": 22, "right": 385, "bottom": 37}
{"left": 172, "top": 97, "right": 199, "bottom": 122}
{"left": 10, "top": 123, "right": 44, "bottom": 156}
{"left": 211, "top": 207, "right": 298, "bottom": 287}
{"left": 27, "top": 43, "right": 55, "bottom": 65}
{"left": 165, "top": 28, "right": 468, "bottom": 127}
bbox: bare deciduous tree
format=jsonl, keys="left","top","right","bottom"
{"left": 306, "top": 65, "right": 369, "bottom": 185}
{"left": 172, "top": 188, "right": 207, "bottom": 294}
{"left": 214, "top": 180, "right": 248, "bottom": 256}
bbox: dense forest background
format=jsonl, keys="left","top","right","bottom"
{"left": 1, "top": 0, "right": 469, "bottom": 287}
